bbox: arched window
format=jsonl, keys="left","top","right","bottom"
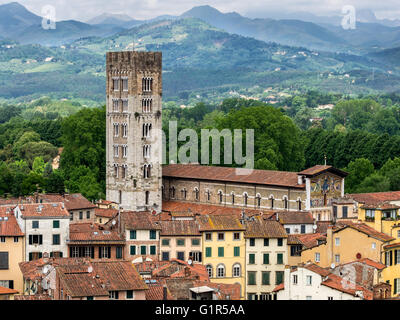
{"left": 121, "top": 165, "right": 127, "bottom": 179}
{"left": 143, "top": 164, "right": 151, "bottom": 179}
{"left": 256, "top": 194, "right": 261, "bottom": 208}
{"left": 181, "top": 188, "right": 187, "bottom": 199}
{"left": 194, "top": 188, "right": 199, "bottom": 201}
{"left": 206, "top": 189, "right": 211, "bottom": 202}
{"left": 170, "top": 186, "right": 176, "bottom": 199}
{"left": 217, "top": 264, "right": 225, "bottom": 278}
{"left": 243, "top": 193, "right": 248, "bottom": 207}
{"left": 232, "top": 263, "right": 241, "bottom": 277}
{"left": 218, "top": 190, "right": 223, "bottom": 204}
{"left": 206, "top": 265, "right": 213, "bottom": 278}
{"left": 283, "top": 196, "right": 288, "bottom": 210}
{"left": 113, "top": 164, "right": 119, "bottom": 178}
{"left": 145, "top": 191, "right": 150, "bottom": 205}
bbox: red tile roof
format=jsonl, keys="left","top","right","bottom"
{"left": 151, "top": 259, "right": 209, "bottom": 282}
{"left": 0, "top": 286, "right": 18, "bottom": 295}
{"left": 273, "top": 283, "right": 284, "bottom": 292}
{"left": 58, "top": 271, "right": 109, "bottom": 297}
{"left": 269, "top": 211, "right": 314, "bottom": 224}
{"left": 295, "top": 233, "right": 327, "bottom": 249}
{"left": 145, "top": 283, "right": 175, "bottom": 300}
{"left": 38, "top": 193, "right": 97, "bottom": 210}
{"left": 193, "top": 280, "right": 241, "bottom": 300}
{"left": 244, "top": 216, "right": 287, "bottom": 238}
{"left": 197, "top": 215, "right": 245, "bottom": 231}
{"left": 94, "top": 208, "right": 118, "bottom": 218}
{"left": 115, "top": 210, "right": 161, "bottom": 230}
{"left": 14, "top": 294, "right": 52, "bottom": 300}
{"left": 348, "top": 191, "right": 400, "bottom": 206}
{"left": 69, "top": 223, "right": 124, "bottom": 243}
{"left": 0, "top": 209, "right": 23, "bottom": 236}
{"left": 162, "top": 201, "right": 269, "bottom": 220}
{"left": 358, "top": 258, "right": 386, "bottom": 270}
{"left": 16, "top": 203, "right": 70, "bottom": 218}
{"left": 335, "top": 221, "right": 395, "bottom": 242}
{"left": 298, "top": 165, "right": 348, "bottom": 177}
{"left": 163, "top": 164, "right": 304, "bottom": 189}
{"left": 159, "top": 220, "right": 200, "bottom": 236}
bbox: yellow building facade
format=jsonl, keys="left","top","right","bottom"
{"left": 198, "top": 215, "right": 246, "bottom": 299}
{"left": 0, "top": 211, "right": 25, "bottom": 294}
{"left": 301, "top": 223, "right": 393, "bottom": 268}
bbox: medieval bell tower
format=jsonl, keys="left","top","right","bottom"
{"left": 106, "top": 51, "right": 162, "bottom": 212}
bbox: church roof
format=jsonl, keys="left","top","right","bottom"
{"left": 162, "top": 164, "right": 304, "bottom": 189}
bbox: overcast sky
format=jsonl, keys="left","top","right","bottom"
{"left": 3, "top": 0, "right": 400, "bottom": 21}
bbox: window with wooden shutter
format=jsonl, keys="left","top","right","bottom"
{"left": 0, "top": 252, "right": 9, "bottom": 269}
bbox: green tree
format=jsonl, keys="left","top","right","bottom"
{"left": 345, "top": 158, "right": 375, "bottom": 193}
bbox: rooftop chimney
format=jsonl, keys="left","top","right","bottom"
{"left": 163, "top": 285, "right": 168, "bottom": 300}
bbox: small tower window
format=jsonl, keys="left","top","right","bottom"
{"left": 145, "top": 191, "right": 150, "bottom": 205}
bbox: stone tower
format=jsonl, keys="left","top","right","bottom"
{"left": 106, "top": 51, "right": 162, "bottom": 212}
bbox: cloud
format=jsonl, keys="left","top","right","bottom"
{"left": 1, "top": 0, "right": 399, "bottom": 21}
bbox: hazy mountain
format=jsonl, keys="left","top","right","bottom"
{"left": 367, "top": 47, "right": 400, "bottom": 67}
{"left": 0, "top": 2, "right": 124, "bottom": 46}
{"left": 180, "top": 5, "right": 349, "bottom": 52}
{"left": 87, "top": 13, "right": 144, "bottom": 29}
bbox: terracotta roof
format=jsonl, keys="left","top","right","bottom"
{"left": 348, "top": 191, "right": 400, "bottom": 206}
{"left": 145, "top": 283, "right": 175, "bottom": 300}
{"left": 19, "top": 258, "right": 91, "bottom": 281}
{"left": 159, "top": 220, "right": 200, "bottom": 236}
{"left": 163, "top": 164, "right": 304, "bottom": 189}
{"left": 193, "top": 280, "right": 241, "bottom": 300}
{"left": 196, "top": 215, "right": 245, "bottom": 231}
{"left": 316, "top": 221, "right": 332, "bottom": 234}
{"left": 384, "top": 242, "right": 400, "bottom": 250}
{"left": 298, "top": 165, "right": 348, "bottom": 177}
{"left": 95, "top": 208, "right": 118, "bottom": 218}
{"left": 58, "top": 271, "right": 109, "bottom": 297}
{"left": 14, "top": 294, "right": 52, "bottom": 300}
{"left": 339, "top": 258, "right": 386, "bottom": 271}
{"left": 16, "top": 203, "right": 70, "bottom": 218}
{"left": 0, "top": 286, "right": 18, "bottom": 295}
{"left": 360, "top": 202, "right": 400, "bottom": 210}
{"left": 0, "top": 209, "right": 23, "bottom": 236}
{"left": 287, "top": 234, "right": 304, "bottom": 245}
{"left": 273, "top": 283, "right": 284, "bottom": 292}
{"left": 335, "top": 221, "right": 395, "bottom": 242}
{"left": 38, "top": 193, "right": 97, "bottom": 210}
{"left": 151, "top": 259, "right": 209, "bottom": 282}
{"left": 269, "top": 211, "right": 314, "bottom": 224}
{"left": 89, "top": 260, "right": 148, "bottom": 291}
{"left": 296, "top": 233, "right": 327, "bottom": 249}
{"left": 115, "top": 210, "right": 161, "bottom": 230}
{"left": 69, "top": 223, "right": 124, "bottom": 243}
{"left": 162, "top": 201, "right": 270, "bottom": 220}
{"left": 304, "top": 263, "right": 331, "bottom": 277}
{"left": 244, "top": 216, "right": 287, "bottom": 238}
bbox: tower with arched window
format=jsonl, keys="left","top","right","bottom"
{"left": 106, "top": 51, "right": 162, "bottom": 212}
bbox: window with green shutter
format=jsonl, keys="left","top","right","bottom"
{"left": 248, "top": 271, "right": 256, "bottom": 285}
{"left": 277, "top": 253, "right": 283, "bottom": 264}
{"left": 161, "top": 239, "right": 170, "bottom": 246}
{"left": 234, "top": 247, "right": 240, "bottom": 257}
{"left": 249, "top": 253, "right": 255, "bottom": 264}
{"left": 277, "top": 238, "right": 283, "bottom": 246}
{"left": 130, "top": 230, "right": 136, "bottom": 239}
{"left": 218, "top": 247, "right": 224, "bottom": 257}
{"left": 126, "top": 290, "right": 133, "bottom": 299}
{"left": 276, "top": 271, "right": 284, "bottom": 285}
{"left": 264, "top": 238, "right": 269, "bottom": 246}
{"left": 141, "top": 246, "right": 147, "bottom": 255}
{"left": 130, "top": 246, "right": 136, "bottom": 255}
{"left": 262, "top": 271, "right": 270, "bottom": 285}
{"left": 150, "top": 230, "right": 157, "bottom": 240}
{"left": 263, "top": 253, "right": 269, "bottom": 264}
{"left": 206, "top": 247, "right": 212, "bottom": 257}
{"left": 177, "top": 239, "right": 185, "bottom": 246}
{"left": 150, "top": 245, "right": 156, "bottom": 255}
{"left": 53, "top": 220, "right": 60, "bottom": 228}
{"left": 191, "top": 238, "right": 200, "bottom": 246}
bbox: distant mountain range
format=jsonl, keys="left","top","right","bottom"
{"left": 0, "top": 2, "right": 399, "bottom": 54}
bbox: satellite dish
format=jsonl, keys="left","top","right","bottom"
{"left": 330, "top": 263, "right": 335, "bottom": 269}
{"left": 112, "top": 220, "right": 116, "bottom": 225}
{"left": 312, "top": 225, "right": 317, "bottom": 230}
{"left": 88, "top": 266, "right": 93, "bottom": 273}
{"left": 188, "top": 259, "right": 193, "bottom": 266}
